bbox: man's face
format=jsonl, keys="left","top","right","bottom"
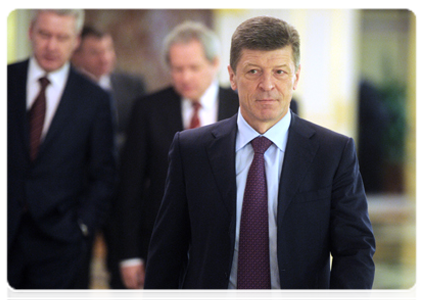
{"left": 73, "top": 35, "right": 116, "bottom": 80}
{"left": 169, "top": 40, "right": 219, "bottom": 101}
{"left": 228, "top": 47, "right": 300, "bottom": 134}
{"left": 29, "top": 11, "right": 80, "bottom": 73}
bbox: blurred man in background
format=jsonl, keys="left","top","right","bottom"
{"left": 8, "top": 9, "right": 117, "bottom": 289}
{"left": 71, "top": 25, "right": 146, "bottom": 289}
{"left": 116, "top": 21, "right": 239, "bottom": 289}
{"left": 72, "top": 26, "right": 146, "bottom": 149}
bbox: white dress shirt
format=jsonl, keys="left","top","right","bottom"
{"left": 181, "top": 80, "right": 219, "bottom": 129}
{"left": 26, "top": 57, "right": 69, "bottom": 140}
{"left": 98, "top": 74, "right": 112, "bottom": 91}
{"left": 228, "top": 109, "right": 291, "bottom": 289}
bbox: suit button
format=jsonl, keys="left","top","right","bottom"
{"left": 78, "top": 219, "right": 89, "bottom": 237}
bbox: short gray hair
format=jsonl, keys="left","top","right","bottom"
{"left": 163, "top": 21, "right": 220, "bottom": 66}
{"left": 31, "top": 9, "right": 85, "bottom": 34}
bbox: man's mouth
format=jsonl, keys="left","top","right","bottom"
{"left": 43, "top": 55, "right": 57, "bottom": 62}
{"left": 257, "top": 98, "right": 277, "bottom": 103}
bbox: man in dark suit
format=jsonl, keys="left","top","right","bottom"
{"left": 71, "top": 26, "right": 146, "bottom": 149}
{"left": 7, "top": 9, "right": 117, "bottom": 289}
{"left": 116, "top": 21, "right": 239, "bottom": 289}
{"left": 71, "top": 25, "right": 146, "bottom": 289}
{"left": 144, "top": 16, "right": 375, "bottom": 289}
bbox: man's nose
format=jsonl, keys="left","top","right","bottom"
{"left": 46, "top": 37, "right": 58, "bottom": 51}
{"left": 258, "top": 72, "right": 275, "bottom": 91}
{"left": 181, "top": 69, "right": 194, "bottom": 82}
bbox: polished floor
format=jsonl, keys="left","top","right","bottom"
{"left": 89, "top": 234, "right": 109, "bottom": 289}
{"left": 88, "top": 194, "right": 416, "bottom": 290}
{"left": 367, "top": 194, "right": 416, "bottom": 289}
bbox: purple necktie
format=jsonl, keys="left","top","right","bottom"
{"left": 29, "top": 76, "right": 50, "bottom": 161}
{"left": 237, "top": 136, "right": 273, "bottom": 289}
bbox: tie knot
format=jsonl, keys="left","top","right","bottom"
{"left": 39, "top": 76, "right": 50, "bottom": 89}
{"left": 192, "top": 101, "right": 202, "bottom": 111}
{"left": 251, "top": 136, "right": 272, "bottom": 154}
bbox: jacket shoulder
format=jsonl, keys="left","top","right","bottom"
{"left": 68, "top": 67, "right": 109, "bottom": 97}
{"left": 8, "top": 60, "right": 29, "bottom": 103}
{"left": 8, "top": 59, "right": 29, "bottom": 69}
{"left": 144, "top": 86, "right": 178, "bottom": 100}
{"left": 8, "top": 60, "right": 29, "bottom": 78}
{"left": 291, "top": 112, "right": 351, "bottom": 142}
{"left": 179, "top": 114, "right": 237, "bottom": 142}
{"left": 219, "top": 86, "right": 238, "bottom": 98}
{"left": 112, "top": 71, "right": 145, "bottom": 85}
{"left": 133, "top": 86, "right": 179, "bottom": 108}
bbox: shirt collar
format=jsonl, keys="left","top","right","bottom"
{"left": 28, "top": 56, "right": 70, "bottom": 88}
{"left": 236, "top": 108, "right": 291, "bottom": 152}
{"left": 98, "top": 74, "right": 112, "bottom": 90}
{"left": 182, "top": 80, "right": 219, "bottom": 110}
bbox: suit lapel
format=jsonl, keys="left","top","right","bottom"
{"left": 13, "top": 62, "right": 31, "bottom": 155}
{"left": 206, "top": 115, "right": 238, "bottom": 271}
{"left": 207, "top": 115, "right": 238, "bottom": 214}
{"left": 38, "top": 68, "right": 78, "bottom": 155}
{"left": 277, "top": 113, "right": 320, "bottom": 223}
{"left": 164, "top": 88, "right": 184, "bottom": 131}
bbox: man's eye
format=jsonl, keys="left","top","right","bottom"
{"left": 57, "top": 35, "right": 70, "bottom": 42}
{"left": 249, "top": 69, "right": 258, "bottom": 74}
{"left": 190, "top": 65, "right": 200, "bottom": 72}
{"left": 276, "top": 70, "right": 285, "bottom": 75}
{"left": 39, "top": 31, "right": 50, "bottom": 39}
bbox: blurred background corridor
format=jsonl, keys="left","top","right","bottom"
{"left": 7, "top": 8, "right": 416, "bottom": 290}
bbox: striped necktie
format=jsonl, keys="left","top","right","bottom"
{"left": 189, "top": 101, "right": 202, "bottom": 129}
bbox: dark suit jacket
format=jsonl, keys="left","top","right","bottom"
{"left": 117, "top": 86, "right": 239, "bottom": 261}
{"left": 73, "top": 70, "right": 146, "bottom": 151}
{"left": 110, "top": 72, "right": 146, "bottom": 138}
{"left": 7, "top": 60, "right": 117, "bottom": 248}
{"left": 144, "top": 112, "right": 376, "bottom": 289}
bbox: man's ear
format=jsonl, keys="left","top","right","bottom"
{"left": 73, "top": 35, "right": 81, "bottom": 52}
{"left": 28, "top": 21, "right": 35, "bottom": 42}
{"left": 293, "top": 64, "right": 301, "bottom": 90}
{"left": 212, "top": 57, "right": 220, "bottom": 69}
{"left": 227, "top": 65, "right": 237, "bottom": 91}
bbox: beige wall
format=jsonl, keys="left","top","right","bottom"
{"left": 7, "top": 10, "right": 31, "bottom": 64}
{"left": 403, "top": 10, "right": 416, "bottom": 285}
{"left": 83, "top": 9, "right": 213, "bottom": 93}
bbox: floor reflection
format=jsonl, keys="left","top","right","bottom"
{"left": 368, "top": 194, "right": 416, "bottom": 289}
